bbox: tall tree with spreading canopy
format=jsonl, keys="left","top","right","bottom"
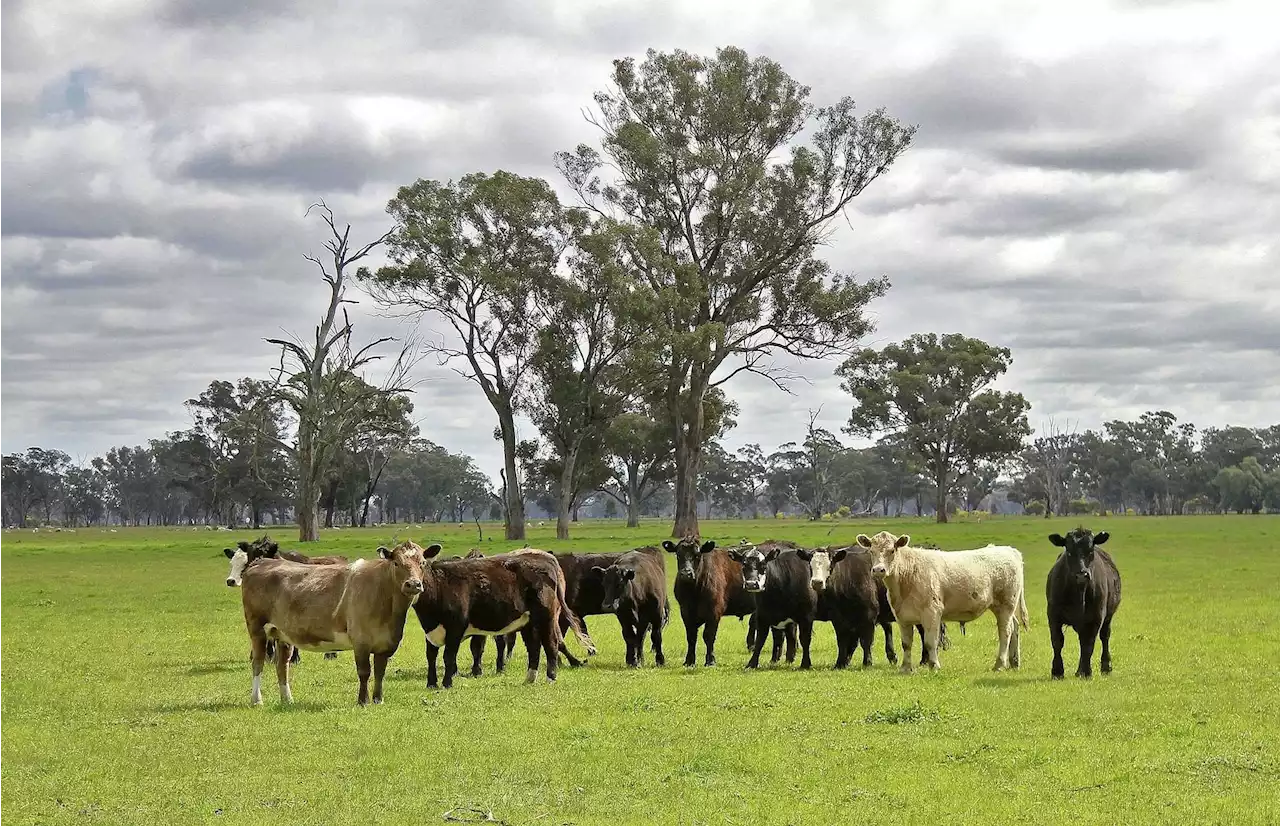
{"left": 267, "top": 203, "right": 414, "bottom": 542}
{"left": 526, "top": 222, "right": 652, "bottom": 538}
{"left": 839, "top": 333, "right": 1031, "bottom": 523}
{"left": 556, "top": 46, "right": 916, "bottom": 537}
{"left": 361, "top": 171, "right": 576, "bottom": 540}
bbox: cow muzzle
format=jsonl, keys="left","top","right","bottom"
{"left": 605, "top": 600, "right": 621, "bottom": 612}
{"left": 403, "top": 579, "right": 424, "bottom": 595}
{"left": 226, "top": 579, "right": 238, "bottom": 587}
{"left": 871, "top": 565, "right": 887, "bottom": 578}
{"left": 744, "top": 579, "right": 764, "bottom": 593}
{"left": 810, "top": 579, "right": 827, "bottom": 591}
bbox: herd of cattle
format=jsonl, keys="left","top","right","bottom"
{"left": 222, "top": 527, "right": 1122, "bottom": 706}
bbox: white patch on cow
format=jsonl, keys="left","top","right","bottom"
{"left": 226, "top": 550, "right": 249, "bottom": 586}
{"left": 467, "top": 613, "right": 530, "bottom": 637}
{"left": 350, "top": 558, "right": 369, "bottom": 571}
{"left": 808, "top": 551, "right": 832, "bottom": 588}
{"left": 279, "top": 682, "right": 293, "bottom": 703}
{"left": 772, "top": 619, "right": 795, "bottom": 629}
{"left": 251, "top": 674, "right": 262, "bottom": 705}
{"left": 425, "top": 624, "right": 448, "bottom": 647}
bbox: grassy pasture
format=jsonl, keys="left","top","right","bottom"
{"left": 2, "top": 515, "right": 1278, "bottom": 825}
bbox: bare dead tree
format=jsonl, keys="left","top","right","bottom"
{"left": 1023, "top": 417, "right": 1079, "bottom": 519}
{"left": 265, "top": 202, "right": 418, "bottom": 541}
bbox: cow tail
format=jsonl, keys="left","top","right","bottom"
{"left": 554, "top": 567, "right": 597, "bottom": 656}
{"left": 1017, "top": 584, "right": 1030, "bottom": 630}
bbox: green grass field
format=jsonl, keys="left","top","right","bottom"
{"left": 3, "top": 516, "right": 1279, "bottom": 825}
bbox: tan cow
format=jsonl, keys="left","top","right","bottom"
{"left": 858, "top": 531, "right": 1029, "bottom": 673}
{"left": 239, "top": 540, "right": 434, "bottom": 706}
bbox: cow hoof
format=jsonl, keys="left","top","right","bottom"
{"left": 655, "top": 657, "right": 666, "bottom": 667}
{"left": 525, "top": 669, "right": 537, "bottom": 684}
{"left": 1051, "top": 671, "right": 1064, "bottom": 680}
{"left": 899, "top": 665, "right": 914, "bottom": 675}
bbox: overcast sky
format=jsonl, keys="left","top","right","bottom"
{"left": 3, "top": 0, "right": 1277, "bottom": 476}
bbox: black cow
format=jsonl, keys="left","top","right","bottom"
{"left": 596, "top": 548, "right": 669, "bottom": 667}
{"left": 728, "top": 545, "right": 819, "bottom": 670}
{"left": 1047, "top": 528, "right": 1122, "bottom": 679}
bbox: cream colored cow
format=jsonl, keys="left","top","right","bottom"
{"left": 858, "top": 531, "right": 1029, "bottom": 673}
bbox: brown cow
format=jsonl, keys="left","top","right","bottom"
{"left": 239, "top": 541, "right": 432, "bottom": 705}
{"left": 665, "top": 536, "right": 795, "bottom": 668}
{"left": 412, "top": 546, "right": 595, "bottom": 688}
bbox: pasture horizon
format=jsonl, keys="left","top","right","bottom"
{"left": 3, "top": 515, "right": 1278, "bottom": 824}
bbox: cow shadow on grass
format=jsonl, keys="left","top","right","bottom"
{"left": 151, "top": 698, "right": 330, "bottom": 714}
{"left": 969, "top": 674, "right": 1043, "bottom": 689}
{"left": 177, "top": 661, "right": 243, "bottom": 676}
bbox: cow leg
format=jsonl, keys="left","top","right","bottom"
{"left": 798, "top": 621, "right": 814, "bottom": 670}
{"left": 355, "top": 647, "right": 372, "bottom": 706}
{"left": 833, "top": 625, "right": 851, "bottom": 669}
{"left": 784, "top": 624, "right": 798, "bottom": 664}
{"left": 1050, "top": 621, "right": 1066, "bottom": 679}
{"left": 921, "top": 614, "right": 943, "bottom": 670}
{"left": 860, "top": 623, "right": 876, "bottom": 668}
{"left": 1076, "top": 623, "right": 1100, "bottom": 679}
{"left": 275, "top": 642, "right": 295, "bottom": 703}
{"left": 620, "top": 621, "right": 639, "bottom": 668}
{"left": 703, "top": 616, "right": 722, "bottom": 667}
{"left": 324, "top": 652, "right": 339, "bottom": 660}
{"left": 442, "top": 633, "right": 463, "bottom": 689}
{"left": 249, "top": 626, "right": 269, "bottom": 706}
{"left": 744, "top": 620, "right": 769, "bottom": 669}
{"left": 371, "top": 652, "right": 389, "bottom": 704}
{"left": 522, "top": 626, "right": 541, "bottom": 684}
{"left": 770, "top": 627, "right": 784, "bottom": 664}
{"left": 991, "top": 607, "right": 1013, "bottom": 671}
{"left": 495, "top": 634, "right": 508, "bottom": 673}
{"left": 469, "top": 635, "right": 486, "bottom": 677}
{"left": 650, "top": 608, "right": 666, "bottom": 667}
{"left": 916, "top": 623, "right": 931, "bottom": 666}
{"left": 745, "top": 615, "right": 756, "bottom": 651}
{"left": 1009, "top": 616, "right": 1022, "bottom": 670}
{"left": 555, "top": 613, "right": 584, "bottom": 668}
{"left": 881, "top": 621, "right": 898, "bottom": 665}
{"left": 939, "top": 622, "right": 951, "bottom": 651}
{"left": 1099, "top": 617, "right": 1114, "bottom": 674}
{"left": 683, "top": 615, "right": 700, "bottom": 667}
{"left": 541, "top": 623, "right": 558, "bottom": 684}
{"left": 898, "top": 621, "right": 916, "bottom": 673}
{"left": 425, "top": 642, "right": 440, "bottom": 689}
{"left": 634, "top": 619, "right": 650, "bottom": 667}
{"left": 289, "top": 646, "right": 301, "bottom": 665}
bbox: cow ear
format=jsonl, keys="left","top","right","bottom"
{"left": 1092, "top": 531, "right": 1110, "bottom": 546}
{"left": 262, "top": 544, "right": 279, "bottom": 558}
{"left": 856, "top": 534, "right": 872, "bottom": 548}
{"left": 727, "top": 549, "right": 744, "bottom": 562}
{"left": 765, "top": 548, "right": 781, "bottom": 562}
{"left": 591, "top": 565, "right": 607, "bottom": 575}
{"left": 223, "top": 548, "right": 235, "bottom": 559}
{"left": 237, "top": 540, "right": 251, "bottom": 551}
{"left": 1048, "top": 534, "right": 1066, "bottom": 547}
{"left": 895, "top": 534, "right": 910, "bottom": 548}
{"left": 796, "top": 549, "right": 814, "bottom": 561}
{"left": 662, "top": 541, "right": 676, "bottom": 553}
{"left": 833, "top": 549, "right": 848, "bottom": 562}
{"left": 700, "top": 540, "right": 717, "bottom": 554}
{"left": 424, "top": 543, "right": 443, "bottom": 558}
{"left": 377, "top": 546, "right": 392, "bottom": 560}
{"left": 623, "top": 569, "right": 636, "bottom": 581}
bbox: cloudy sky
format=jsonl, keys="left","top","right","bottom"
{"left": 3, "top": 0, "right": 1277, "bottom": 476}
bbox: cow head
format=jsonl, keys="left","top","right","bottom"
{"left": 594, "top": 564, "right": 636, "bottom": 612}
{"left": 223, "top": 538, "right": 279, "bottom": 587}
{"left": 1049, "top": 527, "right": 1109, "bottom": 585}
{"left": 796, "top": 546, "right": 848, "bottom": 591}
{"left": 857, "top": 531, "right": 910, "bottom": 579}
{"left": 376, "top": 541, "right": 438, "bottom": 598}
{"left": 663, "top": 536, "right": 716, "bottom": 581}
{"left": 727, "top": 545, "right": 781, "bottom": 593}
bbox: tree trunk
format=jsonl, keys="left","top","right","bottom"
{"left": 934, "top": 466, "right": 949, "bottom": 524}
{"left": 297, "top": 498, "right": 320, "bottom": 542}
{"left": 556, "top": 446, "right": 578, "bottom": 540}
{"left": 671, "top": 387, "right": 706, "bottom": 538}
{"left": 498, "top": 408, "right": 526, "bottom": 540}
{"left": 252, "top": 504, "right": 262, "bottom": 530}
{"left": 323, "top": 479, "right": 338, "bottom": 529}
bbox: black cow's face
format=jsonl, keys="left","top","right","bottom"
{"left": 663, "top": 538, "right": 716, "bottom": 581}
{"left": 728, "top": 547, "right": 781, "bottom": 593}
{"left": 595, "top": 565, "right": 636, "bottom": 612}
{"left": 1049, "top": 528, "right": 1109, "bottom": 585}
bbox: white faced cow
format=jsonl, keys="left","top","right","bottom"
{"left": 859, "top": 531, "right": 1029, "bottom": 673}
